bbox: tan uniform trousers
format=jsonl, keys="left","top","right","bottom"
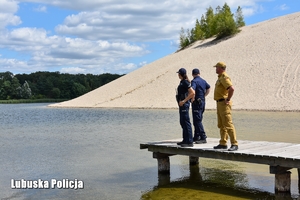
{"left": 216, "top": 101, "right": 238, "bottom": 146}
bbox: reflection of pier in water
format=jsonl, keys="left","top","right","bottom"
{"left": 140, "top": 138, "right": 300, "bottom": 194}
{"left": 142, "top": 165, "right": 277, "bottom": 199}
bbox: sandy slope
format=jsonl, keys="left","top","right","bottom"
{"left": 50, "top": 12, "right": 300, "bottom": 111}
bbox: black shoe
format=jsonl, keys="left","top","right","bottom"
{"left": 193, "top": 137, "right": 200, "bottom": 142}
{"left": 195, "top": 139, "right": 207, "bottom": 144}
{"left": 213, "top": 144, "right": 227, "bottom": 149}
{"left": 228, "top": 145, "right": 238, "bottom": 151}
{"left": 177, "top": 141, "right": 184, "bottom": 145}
{"left": 180, "top": 143, "right": 194, "bottom": 147}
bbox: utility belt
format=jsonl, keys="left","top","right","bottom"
{"left": 193, "top": 98, "right": 203, "bottom": 105}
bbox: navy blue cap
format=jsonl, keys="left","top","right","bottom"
{"left": 176, "top": 68, "right": 186, "bottom": 75}
{"left": 192, "top": 68, "right": 200, "bottom": 75}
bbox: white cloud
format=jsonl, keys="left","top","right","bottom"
{"left": 276, "top": 4, "right": 289, "bottom": 11}
{"left": 34, "top": 5, "right": 47, "bottom": 12}
{"left": 60, "top": 67, "right": 86, "bottom": 74}
{"left": 0, "top": 58, "right": 33, "bottom": 73}
{"left": 0, "top": 0, "right": 280, "bottom": 74}
{"left": 0, "top": 14, "right": 21, "bottom": 29}
{"left": 0, "top": 0, "right": 19, "bottom": 13}
{"left": 0, "top": 26, "right": 148, "bottom": 74}
{"left": 139, "top": 61, "right": 147, "bottom": 67}
{"left": 0, "top": 0, "right": 21, "bottom": 29}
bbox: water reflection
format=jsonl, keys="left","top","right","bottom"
{"left": 141, "top": 160, "right": 299, "bottom": 200}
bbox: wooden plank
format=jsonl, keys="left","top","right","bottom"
{"left": 247, "top": 143, "right": 295, "bottom": 155}
{"left": 269, "top": 144, "right": 300, "bottom": 158}
{"left": 239, "top": 143, "right": 293, "bottom": 156}
{"left": 146, "top": 144, "right": 300, "bottom": 168}
{"left": 141, "top": 138, "right": 300, "bottom": 168}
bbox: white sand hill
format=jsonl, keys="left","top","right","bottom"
{"left": 50, "top": 12, "right": 300, "bottom": 111}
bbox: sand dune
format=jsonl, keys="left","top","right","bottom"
{"left": 50, "top": 12, "right": 300, "bottom": 111}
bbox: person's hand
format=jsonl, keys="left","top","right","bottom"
{"left": 225, "top": 99, "right": 230, "bottom": 105}
{"left": 179, "top": 101, "right": 185, "bottom": 106}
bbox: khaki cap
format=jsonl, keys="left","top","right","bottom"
{"left": 213, "top": 62, "right": 226, "bottom": 68}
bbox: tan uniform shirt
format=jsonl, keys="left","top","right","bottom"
{"left": 214, "top": 72, "right": 233, "bottom": 101}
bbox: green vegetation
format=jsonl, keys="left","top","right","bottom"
{"left": 179, "top": 3, "right": 245, "bottom": 49}
{"left": 0, "top": 71, "right": 123, "bottom": 103}
{"left": 0, "top": 99, "right": 67, "bottom": 104}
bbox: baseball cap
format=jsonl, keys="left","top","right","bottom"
{"left": 213, "top": 62, "right": 226, "bottom": 68}
{"left": 192, "top": 68, "right": 200, "bottom": 75}
{"left": 176, "top": 68, "right": 186, "bottom": 75}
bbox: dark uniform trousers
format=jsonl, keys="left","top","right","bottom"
{"left": 179, "top": 103, "right": 193, "bottom": 144}
{"left": 216, "top": 101, "right": 238, "bottom": 146}
{"left": 192, "top": 100, "right": 206, "bottom": 140}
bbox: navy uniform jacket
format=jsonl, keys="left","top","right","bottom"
{"left": 176, "top": 79, "right": 191, "bottom": 103}
{"left": 191, "top": 76, "right": 210, "bottom": 101}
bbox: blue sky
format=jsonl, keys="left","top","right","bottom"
{"left": 0, "top": 0, "right": 299, "bottom": 75}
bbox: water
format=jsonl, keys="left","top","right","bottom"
{"left": 0, "top": 103, "right": 300, "bottom": 199}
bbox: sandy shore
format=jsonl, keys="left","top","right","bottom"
{"left": 50, "top": 12, "right": 300, "bottom": 111}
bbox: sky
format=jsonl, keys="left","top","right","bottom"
{"left": 0, "top": 0, "right": 299, "bottom": 75}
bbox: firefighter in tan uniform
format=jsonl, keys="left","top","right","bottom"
{"left": 213, "top": 62, "right": 238, "bottom": 151}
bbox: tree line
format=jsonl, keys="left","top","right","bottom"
{"left": 179, "top": 3, "right": 245, "bottom": 49}
{"left": 0, "top": 71, "right": 123, "bottom": 100}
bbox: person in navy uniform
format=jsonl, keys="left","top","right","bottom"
{"left": 176, "top": 68, "right": 195, "bottom": 147}
{"left": 191, "top": 68, "right": 210, "bottom": 144}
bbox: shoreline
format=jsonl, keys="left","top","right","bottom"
{"left": 47, "top": 104, "right": 300, "bottom": 112}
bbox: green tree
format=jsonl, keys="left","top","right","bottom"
{"left": 16, "top": 81, "right": 32, "bottom": 99}
{"left": 178, "top": 3, "right": 245, "bottom": 50}
{"left": 50, "top": 88, "right": 61, "bottom": 99}
{"left": 235, "top": 6, "right": 245, "bottom": 28}
{"left": 0, "top": 80, "right": 11, "bottom": 99}
{"left": 71, "top": 82, "right": 87, "bottom": 98}
{"left": 194, "top": 19, "right": 204, "bottom": 40}
{"left": 10, "top": 77, "right": 21, "bottom": 99}
{"left": 0, "top": 72, "right": 21, "bottom": 99}
{"left": 179, "top": 27, "right": 190, "bottom": 49}
{"left": 214, "top": 3, "right": 238, "bottom": 39}
{"left": 205, "top": 6, "right": 215, "bottom": 37}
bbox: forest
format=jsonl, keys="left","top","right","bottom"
{"left": 0, "top": 71, "right": 123, "bottom": 102}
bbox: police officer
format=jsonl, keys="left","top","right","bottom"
{"left": 213, "top": 62, "right": 238, "bottom": 151}
{"left": 176, "top": 68, "right": 195, "bottom": 147}
{"left": 191, "top": 68, "right": 210, "bottom": 144}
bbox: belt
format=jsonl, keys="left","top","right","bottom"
{"left": 216, "top": 98, "right": 225, "bottom": 102}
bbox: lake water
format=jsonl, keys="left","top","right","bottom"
{"left": 0, "top": 103, "right": 300, "bottom": 199}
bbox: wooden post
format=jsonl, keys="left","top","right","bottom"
{"left": 158, "top": 173, "right": 170, "bottom": 186}
{"left": 153, "top": 152, "right": 170, "bottom": 174}
{"left": 270, "top": 166, "right": 291, "bottom": 193}
{"left": 275, "top": 172, "right": 291, "bottom": 193}
{"left": 189, "top": 165, "right": 202, "bottom": 181}
{"left": 189, "top": 156, "right": 199, "bottom": 165}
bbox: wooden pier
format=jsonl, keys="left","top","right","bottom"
{"left": 140, "top": 138, "right": 300, "bottom": 193}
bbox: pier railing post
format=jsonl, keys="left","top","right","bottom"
{"left": 153, "top": 152, "right": 170, "bottom": 174}
{"left": 270, "top": 165, "right": 292, "bottom": 193}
